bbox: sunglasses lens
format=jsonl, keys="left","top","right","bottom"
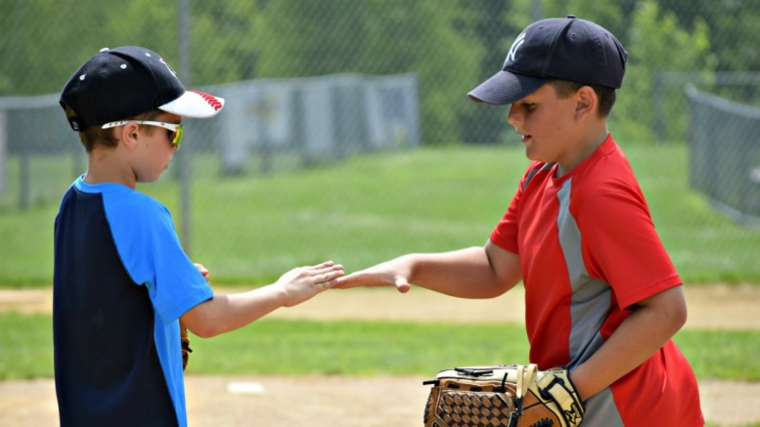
{"left": 172, "top": 125, "right": 184, "bottom": 147}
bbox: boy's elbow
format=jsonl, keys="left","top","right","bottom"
{"left": 190, "top": 324, "right": 221, "bottom": 339}
{"left": 182, "top": 299, "right": 225, "bottom": 338}
{"left": 673, "top": 299, "right": 688, "bottom": 331}
{"left": 485, "top": 280, "right": 515, "bottom": 298}
{"left": 664, "top": 287, "right": 689, "bottom": 333}
{"left": 639, "top": 286, "right": 689, "bottom": 335}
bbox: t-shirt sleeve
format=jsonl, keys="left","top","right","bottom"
{"left": 578, "top": 189, "right": 681, "bottom": 309}
{"left": 490, "top": 162, "right": 545, "bottom": 254}
{"left": 490, "top": 188, "right": 521, "bottom": 254}
{"left": 104, "top": 191, "right": 213, "bottom": 325}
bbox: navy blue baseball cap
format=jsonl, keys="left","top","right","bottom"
{"left": 469, "top": 15, "right": 628, "bottom": 105}
{"left": 60, "top": 46, "right": 224, "bottom": 131}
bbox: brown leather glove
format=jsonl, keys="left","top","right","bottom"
{"left": 424, "top": 364, "right": 584, "bottom": 427}
{"left": 180, "top": 322, "right": 192, "bottom": 371}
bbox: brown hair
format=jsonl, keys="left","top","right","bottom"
{"left": 549, "top": 80, "right": 617, "bottom": 118}
{"left": 63, "top": 105, "right": 162, "bottom": 152}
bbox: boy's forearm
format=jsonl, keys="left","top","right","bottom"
{"left": 182, "top": 285, "right": 289, "bottom": 338}
{"left": 569, "top": 286, "right": 687, "bottom": 401}
{"left": 406, "top": 246, "right": 515, "bottom": 298}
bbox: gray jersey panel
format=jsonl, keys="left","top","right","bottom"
{"left": 555, "top": 179, "right": 624, "bottom": 426}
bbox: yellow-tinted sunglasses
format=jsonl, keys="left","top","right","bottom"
{"left": 102, "top": 120, "right": 184, "bottom": 148}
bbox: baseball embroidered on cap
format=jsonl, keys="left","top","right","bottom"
{"left": 160, "top": 89, "right": 224, "bottom": 119}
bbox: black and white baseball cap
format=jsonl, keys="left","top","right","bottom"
{"left": 60, "top": 46, "right": 224, "bottom": 131}
{"left": 469, "top": 15, "right": 628, "bottom": 105}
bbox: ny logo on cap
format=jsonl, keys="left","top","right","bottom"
{"left": 159, "top": 57, "right": 179, "bottom": 78}
{"left": 504, "top": 31, "right": 527, "bottom": 67}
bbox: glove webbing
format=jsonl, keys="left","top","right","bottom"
{"left": 516, "top": 363, "right": 537, "bottom": 401}
{"left": 510, "top": 363, "right": 538, "bottom": 426}
{"left": 536, "top": 371, "right": 583, "bottom": 426}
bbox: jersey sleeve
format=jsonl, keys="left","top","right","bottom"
{"left": 577, "top": 189, "right": 681, "bottom": 309}
{"left": 103, "top": 190, "right": 213, "bottom": 325}
{"left": 490, "top": 188, "right": 521, "bottom": 254}
{"left": 490, "top": 161, "right": 547, "bottom": 254}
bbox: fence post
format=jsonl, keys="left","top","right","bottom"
{"left": 178, "top": 0, "right": 193, "bottom": 254}
{"left": 19, "top": 149, "right": 30, "bottom": 209}
{"left": 531, "top": 0, "right": 542, "bottom": 21}
{"left": 0, "top": 110, "right": 6, "bottom": 193}
{"left": 653, "top": 72, "right": 665, "bottom": 142}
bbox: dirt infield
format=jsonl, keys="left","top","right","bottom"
{"left": 1, "top": 284, "right": 759, "bottom": 426}
{"left": 2, "top": 283, "right": 758, "bottom": 329}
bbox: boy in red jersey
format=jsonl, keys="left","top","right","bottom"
{"left": 335, "top": 16, "right": 704, "bottom": 426}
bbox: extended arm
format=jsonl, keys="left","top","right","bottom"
{"left": 180, "top": 261, "right": 344, "bottom": 338}
{"left": 334, "top": 240, "right": 522, "bottom": 299}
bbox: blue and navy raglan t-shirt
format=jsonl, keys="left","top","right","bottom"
{"left": 53, "top": 176, "right": 213, "bottom": 427}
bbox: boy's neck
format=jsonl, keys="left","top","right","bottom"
{"left": 84, "top": 148, "right": 137, "bottom": 189}
{"left": 556, "top": 126, "right": 609, "bottom": 178}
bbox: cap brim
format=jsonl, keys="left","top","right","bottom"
{"left": 159, "top": 90, "right": 225, "bottom": 118}
{"left": 468, "top": 70, "right": 547, "bottom": 105}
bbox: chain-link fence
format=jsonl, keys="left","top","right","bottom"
{"left": 1, "top": 0, "right": 759, "bottom": 285}
{"left": 687, "top": 86, "right": 760, "bottom": 225}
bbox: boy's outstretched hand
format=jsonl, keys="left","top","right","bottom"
{"left": 332, "top": 258, "right": 412, "bottom": 293}
{"left": 277, "top": 261, "right": 346, "bottom": 306}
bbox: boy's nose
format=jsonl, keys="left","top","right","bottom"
{"left": 506, "top": 104, "right": 519, "bottom": 127}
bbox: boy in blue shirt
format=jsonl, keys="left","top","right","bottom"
{"left": 55, "top": 46, "right": 344, "bottom": 427}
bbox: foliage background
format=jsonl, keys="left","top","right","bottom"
{"left": 1, "top": 0, "right": 731, "bottom": 143}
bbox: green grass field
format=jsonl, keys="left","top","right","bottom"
{"left": 1, "top": 143, "right": 759, "bottom": 286}
{"left": 2, "top": 313, "right": 759, "bottom": 382}
{"left": 1, "top": 144, "right": 758, "bottom": 425}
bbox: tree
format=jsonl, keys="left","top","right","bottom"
{"left": 614, "top": 0, "right": 713, "bottom": 142}
{"left": 457, "top": 0, "right": 515, "bottom": 144}
{"left": 251, "top": 0, "right": 484, "bottom": 145}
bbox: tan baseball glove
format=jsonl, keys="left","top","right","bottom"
{"left": 423, "top": 364, "right": 584, "bottom": 427}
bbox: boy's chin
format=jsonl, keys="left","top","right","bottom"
{"left": 524, "top": 150, "right": 543, "bottom": 163}
{"left": 136, "top": 175, "right": 162, "bottom": 184}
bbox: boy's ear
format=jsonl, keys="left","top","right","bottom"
{"left": 118, "top": 122, "right": 141, "bottom": 150}
{"left": 575, "top": 86, "right": 598, "bottom": 120}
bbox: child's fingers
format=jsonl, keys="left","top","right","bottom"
{"left": 311, "top": 264, "right": 345, "bottom": 283}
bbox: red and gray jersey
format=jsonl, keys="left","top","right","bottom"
{"left": 490, "top": 135, "right": 703, "bottom": 427}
